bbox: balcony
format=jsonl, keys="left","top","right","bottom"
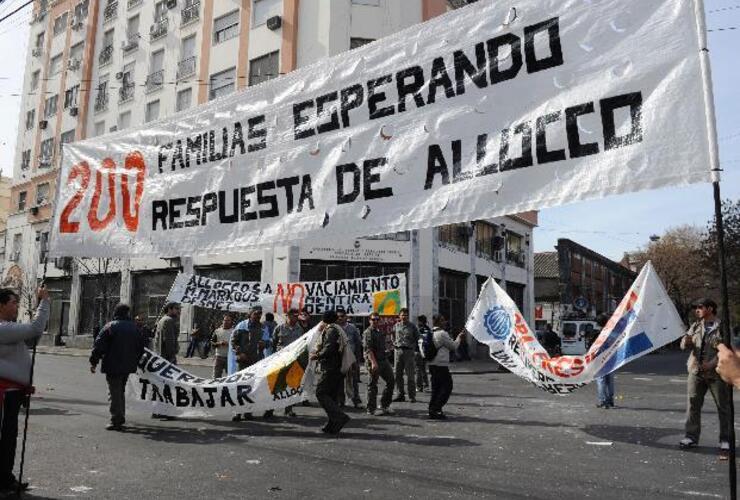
{"left": 176, "top": 56, "right": 196, "bottom": 80}
{"left": 127, "top": 0, "right": 142, "bottom": 9}
{"left": 506, "top": 250, "right": 526, "bottom": 268}
{"left": 150, "top": 18, "right": 168, "bottom": 41}
{"left": 145, "top": 69, "right": 164, "bottom": 93}
{"left": 94, "top": 92, "right": 109, "bottom": 113}
{"left": 121, "top": 32, "right": 140, "bottom": 54}
{"left": 99, "top": 45, "right": 113, "bottom": 66}
{"left": 103, "top": 1, "right": 118, "bottom": 23}
{"left": 118, "top": 82, "right": 135, "bottom": 103}
{"left": 181, "top": 1, "right": 200, "bottom": 25}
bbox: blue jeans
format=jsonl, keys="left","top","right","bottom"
{"left": 596, "top": 373, "right": 615, "bottom": 406}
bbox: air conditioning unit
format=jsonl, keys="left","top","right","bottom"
{"left": 266, "top": 15, "right": 282, "bottom": 31}
{"left": 38, "top": 156, "right": 51, "bottom": 167}
{"left": 70, "top": 106, "right": 79, "bottom": 117}
{"left": 30, "top": 206, "right": 39, "bottom": 215}
{"left": 115, "top": 71, "right": 124, "bottom": 80}
{"left": 166, "top": 0, "right": 177, "bottom": 9}
{"left": 10, "top": 251, "right": 20, "bottom": 262}
{"left": 39, "top": 120, "right": 48, "bottom": 129}
{"left": 109, "top": 125, "right": 118, "bottom": 132}
{"left": 32, "top": 47, "right": 43, "bottom": 57}
{"left": 67, "top": 58, "right": 80, "bottom": 70}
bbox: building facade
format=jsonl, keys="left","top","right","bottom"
{"left": 533, "top": 239, "right": 636, "bottom": 332}
{"left": 7, "top": 0, "right": 535, "bottom": 351}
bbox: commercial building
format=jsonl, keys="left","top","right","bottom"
{"left": 6, "top": 0, "right": 535, "bottom": 350}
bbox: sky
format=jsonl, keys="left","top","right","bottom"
{"left": 0, "top": 0, "right": 738, "bottom": 262}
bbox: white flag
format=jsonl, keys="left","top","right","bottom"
{"left": 465, "top": 262, "right": 685, "bottom": 394}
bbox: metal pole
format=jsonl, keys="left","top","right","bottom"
{"left": 713, "top": 181, "right": 736, "bottom": 499}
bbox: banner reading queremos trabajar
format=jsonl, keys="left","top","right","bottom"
{"left": 127, "top": 328, "right": 319, "bottom": 417}
{"left": 50, "top": 0, "right": 713, "bottom": 258}
{"left": 466, "top": 262, "right": 685, "bottom": 395}
{"left": 166, "top": 272, "right": 407, "bottom": 315}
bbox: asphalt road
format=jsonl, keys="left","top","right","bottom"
{"left": 12, "top": 351, "right": 736, "bottom": 499}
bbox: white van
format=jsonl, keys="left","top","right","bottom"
{"left": 559, "top": 320, "right": 599, "bottom": 355}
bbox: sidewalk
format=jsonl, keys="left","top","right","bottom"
{"left": 36, "top": 345, "right": 503, "bottom": 373}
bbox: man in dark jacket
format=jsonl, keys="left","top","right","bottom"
{"left": 90, "top": 303, "right": 145, "bottom": 431}
{"left": 310, "top": 310, "right": 350, "bottom": 434}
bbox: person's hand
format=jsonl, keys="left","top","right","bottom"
{"left": 37, "top": 286, "right": 50, "bottom": 301}
{"left": 90, "top": 365, "right": 96, "bottom": 374}
{"left": 717, "top": 344, "right": 740, "bottom": 387}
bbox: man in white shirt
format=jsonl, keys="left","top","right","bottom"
{"left": 427, "top": 314, "right": 466, "bottom": 420}
{"left": 210, "top": 313, "right": 235, "bottom": 378}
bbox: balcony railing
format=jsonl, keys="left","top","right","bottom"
{"left": 122, "top": 32, "right": 140, "bottom": 53}
{"left": 506, "top": 250, "right": 525, "bottom": 268}
{"left": 103, "top": 1, "right": 118, "bottom": 23}
{"left": 181, "top": 1, "right": 200, "bottom": 25}
{"left": 118, "top": 82, "right": 135, "bottom": 103}
{"left": 99, "top": 45, "right": 113, "bottom": 66}
{"left": 176, "top": 56, "right": 196, "bottom": 80}
{"left": 150, "top": 18, "right": 168, "bottom": 41}
{"left": 127, "top": 0, "right": 142, "bottom": 9}
{"left": 94, "top": 92, "right": 109, "bottom": 113}
{"left": 146, "top": 69, "right": 164, "bottom": 93}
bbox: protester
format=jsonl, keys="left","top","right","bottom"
{"left": 541, "top": 324, "right": 561, "bottom": 357}
{"left": 678, "top": 298, "right": 731, "bottom": 460}
{"left": 298, "top": 310, "right": 311, "bottom": 331}
{"left": 89, "top": 303, "right": 145, "bottom": 431}
{"left": 364, "top": 313, "right": 395, "bottom": 416}
{"left": 155, "top": 303, "right": 180, "bottom": 364}
{"left": 428, "top": 314, "right": 466, "bottom": 420}
{"left": 310, "top": 310, "right": 350, "bottom": 434}
{"left": 0, "top": 286, "right": 49, "bottom": 492}
{"left": 273, "top": 309, "right": 305, "bottom": 417}
{"left": 232, "top": 307, "right": 266, "bottom": 420}
{"left": 134, "top": 315, "right": 154, "bottom": 350}
{"left": 392, "top": 308, "right": 420, "bottom": 403}
{"left": 184, "top": 325, "right": 205, "bottom": 358}
{"left": 594, "top": 316, "right": 615, "bottom": 409}
{"left": 210, "top": 314, "right": 235, "bottom": 378}
{"left": 337, "top": 308, "right": 363, "bottom": 409}
{"left": 415, "top": 315, "right": 431, "bottom": 393}
{"left": 717, "top": 344, "right": 740, "bottom": 388}
{"left": 261, "top": 312, "right": 277, "bottom": 359}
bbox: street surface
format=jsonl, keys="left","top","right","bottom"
{"left": 13, "top": 351, "right": 736, "bottom": 499}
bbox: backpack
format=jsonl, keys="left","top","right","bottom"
{"left": 335, "top": 324, "right": 356, "bottom": 374}
{"left": 421, "top": 327, "right": 438, "bottom": 362}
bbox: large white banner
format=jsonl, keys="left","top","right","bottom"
{"left": 466, "top": 262, "right": 685, "bottom": 394}
{"left": 167, "top": 272, "right": 407, "bottom": 316}
{"left": 50, "top": 0, "right": 712, "bottom": 258}
{"left": 127, "top": 328, "right": 319, "bottom": 417}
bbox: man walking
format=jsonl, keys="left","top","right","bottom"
{"left": 155, "top": 303, "right": 180, "bottom": 364}
{"left": 134, "top": 315, "right": 154, "bottom": 350}
{"left": 210, "top": 314, "right": 234, "bottom": 378}
{"left": 679, "top": 298, "right": 731, "bottom": 459}
{"left": 337, "top": 308, "right": 362, "bottom": 409}
{"left": 0, "top": 286, "right": 49, "bottom": 492}
{"left": 232, "top": 307, "right": 266, "bottom": 420}
{"left": 364, "top": 313, "right": 394, "bottom": 416}
{"left": 273, "top": 309, "right": 304, "bottom": 417}
{"left": 89, "top": 304, "right": 145, "bottom": 431}
{"left": 428, "top": 314, "right": 466, "bottom": 420}
{"left": 415, "top": 315, "right": 431, "bottom": 393}
{"left": 392, "top": 308, "right": 419, "bottom": 403}
{"left": 311, "top": 310, "right": 350, "bottom": 434}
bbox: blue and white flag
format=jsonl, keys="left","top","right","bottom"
{"left": 466, "top": 262, "right": 685, "bottom": 394}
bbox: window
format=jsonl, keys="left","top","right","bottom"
{"left": 78, "top": 274, "right": 122, "bottom": 335}
{"left": 253, "top": 0, "right": 280, "bottom": 27}
{"left": 176, "top": 88, "right": 192, "bottom": 112}
{"left": 249, "top": 51, "right": 279, "bottom": 86}
{"left": 21, "top": 150, "right": 31, "bottom": 170}
{"left": 145, "top": 100, "right": 160, "bottom": 122}
{"left": 94, "top": 121, "right": 106, "bottom": 137}
{"left": 30, "top": 70, "right": 40, "bottom": 91}
{"left": 11, "top": 234, "right": 22, "bottom": 260}
{"left": 118, "top": 111, "right": 131, "bottom": 130}
{"left": 17, "top": 193, "right": 27, "bottom": 212}
{"left": 154, "top": 0, "right": 167, "bottom": 22}
{"left": 209, "top": 67, "right": 235, "bottom": 100}
{"left": 102, "top": 28, "right": 114, "bottom": 50}
{"left": 25, "top": 109, "right": 35, "bottom": 130}
{"left": 126, "top": 14, "right": 140, "bottom": 37}
{"left": 438, "top": 223, "right": 470, "bottom": 253}
{"left": 53, "top": 12, "right": 68, "bottom": 36}
{"left": 506, "top": 232, "right": 524, "bottom": 267}
{"left": 474, "top": 221, "right": 498, "bottom": 260}
{"left": 352, "top": 0, "right": 380, "bottom": 4}
{"left": 132, "top": 270, "right": 178, "bottom": 323}
{"left": 49, "top": 53, "right": 63, "bottom": 75}
{"left": 60, "top": 129, "right": 75, "bottom": 153}
{"left": 40, "top": 138, "right": 54, "bottom": 163}
{"left": 74, "top": 0, "right": 89, "bottom": 20}
{"left": 69, "top": 41, "right": 84, "bottom": 67}
{"left": 34, "top": 32, "right": 44, "bottom": 52}
{"left": 44, "top": 94, "right": 58, "bottom": 119}
{"left": 64, "top": 85, "right": 79, "bottom": 109}
{"left": 350, "top": 38, "right": 374, "bottom": 49}
{"left": 213, "top": 10, "right": 239, "bottom": 44}
{"left": 147, "top": 49, "right": 165, "bottom": 92}
{"left": 177, "top": 35, "right": 197, "bottom": 79}
{"left": 36, "top": 183, "right": 50, "bottom": 205}
{"left": 438, "top": 269, "right": 468, "bottom": 335}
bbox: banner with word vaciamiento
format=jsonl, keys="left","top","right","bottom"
{"left": 466, "top": 262, "right": 685, "bottom": 395}
{"left": 127, "top": 328, "right": 319, "bottom": 417}
{"left": 50, "top": 0, "right": 712, "bottom": 258}
{"left": 166, "top": 272, "right": 407, "bottom": 316}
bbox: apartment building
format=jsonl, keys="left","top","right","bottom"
{"left": 7, "top": 0, "right": 535, "bottom": 351}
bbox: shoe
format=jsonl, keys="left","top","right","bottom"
{"left": 720, "top": 441, "right": 731, "bottom": 461}
{"left": 263, "top": 410, "right": 275, "bottom": 419}
{"left": 321, "top": 422, "right": 332, "bottom": 433}
{"left": 243, "top": 413, "right": 253, "bottom": 420}
{"left": 596, "top": 403, "right": 606, "bottom": 408}
{"left": 366, "top": 409, "right": 376, "bottom": 416}
{"left": 429, "top": 412, "right": 447, "bottom": 420}
{"left": 105, "top": 423, "right": 123, "bottom": 431}
{"left": 232, "top": 415, "right": 242, "bottom": 422}
{"left": 328, "top": 414, "right": 351, "bottom": 434}
{"left": 284, "top": 409, "right": 297, "bottom": 417}
{"left": 392, "top": 396, "right": 406, "bottom": 403}
{"left": 0, "top": 477, "right": 29, "bottom": 492}
{"left": 409, "top": 398, "right": 417, "bottom": 403}
{"left": 679, "top": 437, "right": 697, "bottom": 449}
{"left": 379, "top": 407, "right": 394, "bottom": 416}
{"left": 353, "top": 401, "right": 363, "bottom": 409}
